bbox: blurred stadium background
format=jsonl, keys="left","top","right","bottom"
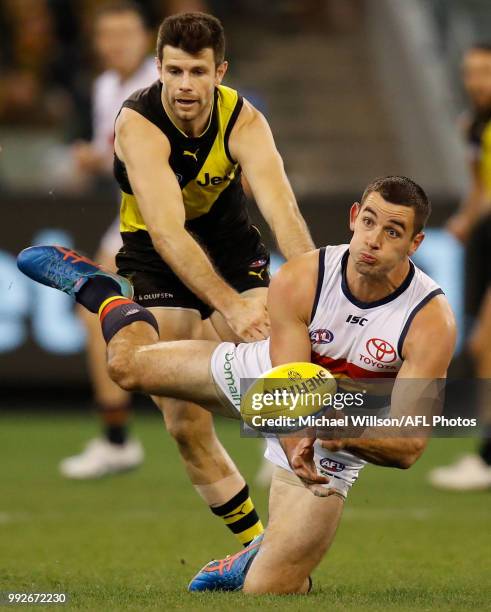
{"left": 0, "top": 1, "right": 490, "bottom": 609}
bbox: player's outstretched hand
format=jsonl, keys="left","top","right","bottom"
{"left": 223, "top": 295, "right": 270, "bottom": 342}
{"left": 280, "top": 435, "right": 331, "bottom": 497}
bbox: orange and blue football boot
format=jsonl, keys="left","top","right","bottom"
{"left": 188, "top": 534, "right": 263, "bottom": 592}
{"left": 17, "top": 245, "right": 133, "bottom": 311}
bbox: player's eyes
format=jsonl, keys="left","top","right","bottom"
{"left": 168, "top": 68, "right": 181, "bottom": 75}
{"left": 193, "top": 69, "right": 205, "bottom": 75}
{"left": 363, "top": 217, "right": 373, "bottom": 227}
{"left": 387, "top": 228, "right": 400, "bottom": 238}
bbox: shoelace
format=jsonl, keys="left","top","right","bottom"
{"left": 45, "top": 257, "right": 82, "bottom": 292}
{"left": 205, "top": 541, "right": 260, "bottom": 576}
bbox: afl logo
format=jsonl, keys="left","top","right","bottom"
{"left": 366, "top": 338, "right": 396, "bottom": 363}
{"left": 310, "top": 329, "right": 334, "bottom": 344}
{"left": 320, "top": 458, "right": 345, "bottom": 473}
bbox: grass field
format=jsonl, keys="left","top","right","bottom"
{"left": 0, "top": 411, "right": 490, "bottom": 611}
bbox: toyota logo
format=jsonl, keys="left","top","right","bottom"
{"left": 366, "top": 338, "right": 396, "bottom": 363}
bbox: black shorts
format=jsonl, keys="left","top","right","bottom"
{"left": 465, "top": 212, "right": 491, "bottom": 320}
{"left": 118, "top": 252, "right": 270, "bottom": 319}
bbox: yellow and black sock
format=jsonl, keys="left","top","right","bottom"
{"left": 211, "top": 485, "right": 264, "bottom": 546}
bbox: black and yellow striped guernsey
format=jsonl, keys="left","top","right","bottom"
{"left": 467, "top": 108, "right": 491, "bottom": 199}
{"left": 113, "top": 80, "right": 261, "bottom": 275}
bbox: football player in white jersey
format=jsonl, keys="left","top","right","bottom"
{"left": 18, "top": 175, "right": 456, "bottom": 593}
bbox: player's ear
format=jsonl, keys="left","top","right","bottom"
{"left": 349, "top": 202, "right": 360, "bottom": 231}
{"left": 409, "top": 232, "right": 425, "bottom": 256}
{"left": 156, "top": 56, "right": 163, "bottom": 81}
{"left": 215, "top": 61, "right": 228, "bottom": 85}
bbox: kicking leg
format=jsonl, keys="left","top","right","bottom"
{"left": 16, "top": 245, "right": 225, "bottom": 413}
{"left": 105, "top": 320, "right": 223, "bottom": 412}
{"left": 17, "top": 245, "right": 263, "bottom": 545}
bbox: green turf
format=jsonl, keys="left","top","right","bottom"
{"left": 0, "top": 412, "right": 489, "bottom": 611}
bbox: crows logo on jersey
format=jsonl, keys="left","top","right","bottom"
{"left": 310, "top": 329, "right": 334, "bottom": 344}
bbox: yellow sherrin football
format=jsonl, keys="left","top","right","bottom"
{"left": 241, "top": 362, "right": 337, "bottom": 433}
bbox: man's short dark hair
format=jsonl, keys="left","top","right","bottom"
{"left": 94, "top": 1, "right": 149, "bottom": 28}
{"left": 156, "top": 12, "right": 225, "bottom": 66}
{"left": 361, "top": 176, "right": 431, "bottom": 235}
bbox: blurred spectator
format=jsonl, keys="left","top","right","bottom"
{"left": 0, "top": 0, "right": 81, "bottom": 126}
{"left": 429, "top": 44, "right": 491, "bottom": 491}
{"left": 43, "top": 1, "right": 154, "bottom": 191}
{"left": 71, "top": 2, "right": 155, "bottom": 181}
{"left": 446, "top": 45, "right": 491, "bottom": 243}
{"left": 59, "top": 1, "right": 157, "bottom": 479}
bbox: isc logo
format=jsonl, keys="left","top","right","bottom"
{"left": 346, "top": 314, "right": 368, "bottom": 326}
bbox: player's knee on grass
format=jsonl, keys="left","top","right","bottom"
{"left": 243, "top": 564, "right": 310, "bottom": 595}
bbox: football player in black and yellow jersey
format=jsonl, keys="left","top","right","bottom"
{"left": 430, "top": 44, "right": 491, "bottom": 491}
{"left": 446, "top": 44, "right": 491, "bottom": 242}
{"left": 111, "top": 12, "right": 314, "bottom": 546}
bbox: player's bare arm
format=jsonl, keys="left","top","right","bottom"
{"left": 267, "top": 252, "right": 317, "bottom": 364}
{"left": 228, "top": 100, "right": 315, "bottom": 259}
{"left": 265, "top": 252, "right": 334, "bottom": 495}
{"left": 446, "top": 160, "right": 488, "bottom": 242}
{"left": 115, "top": 107, "right": 268, "bottom": 341}
{"left": 322, "top": 295, "right": 457, "bottom": 467}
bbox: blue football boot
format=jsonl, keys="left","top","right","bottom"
{"left": 188, "top": 534, "right": 263, "bottom": 592}
{"left": 17, "top": 245, "right": 133, "bottom": 310}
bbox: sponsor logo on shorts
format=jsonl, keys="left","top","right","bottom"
{"left": 319, "top": 458, "right": 345, "bottom": 473}
{"left": 309, "top": 329, "right": 334, "bottom": 344}
{"left": 249, "top": 258, "right": 268, "bottom": 269}
{"left": 124, "top": 308, "right": 140, "bottom": 316}
{"left": 137, "top": 292, "right": 174, "bottom": 301}
{"left": 223, "top": 351, "right": 241, "bottom": 408}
